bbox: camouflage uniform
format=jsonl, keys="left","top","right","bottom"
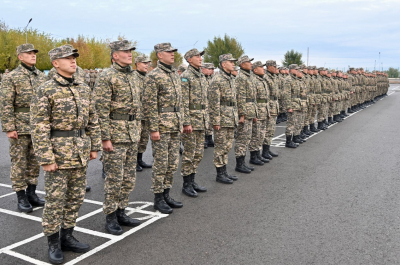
{"left": 95, "top": 40, "right": 140, "bottom": 215}
{"left": 143, "top": 43, "right": 183, "bottom": 194}
{"left": 263, "top": 61, "right": 280, "bottom": 146}
{"left": 203, "top": 63, "right": 215, "bottom": 145}
{"left": 0, "top": 44, "right": 47, "bottom": 193}
{"left": 208, "top": 54, "right": 238, "bottom": 170}
{"left": 285, "top": 65, "right": 302, "bottom": 138}
{"left": 30, "top": 45, "right": 101, "bottom": 236}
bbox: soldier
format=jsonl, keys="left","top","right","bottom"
{"left": 234, "top": 55, "right": 262, "bottom": 173}
{"left": 306, "top": 66, "right": 320, "bottom": 133}
{"left": 180, "top": 48, "right": 208, "bottom": 198}
{"left": 30, "top": 45, "right": 101, "bottom": 264}
{"left": 134, "top": 54, "right": 153, "bottom": 172}
{"left": 0, "top": 44, "right": 47, "bottom": 213}
{"left": 231, "top": 65, "right": 239, "bottom": 77}
{"left": 285, "top": 64, "right": 302, "bottom": 148}
{"left": 178, "top": 64, "right": 187, "bottom": 75}
{"left": 143, "top": 43, "right": 184, "bottom": 214}
{"left": 95, "top": 40, "right": 142, "bottom": 235}
{"left": 202, "top": 63, "right": 216, "bottom": 148}
{"left": 296, "top": 67, "right": 308, "bottom": 142}
{"left": 262, "top": 60, "right": 280, "bottom": 159}
{"left": 208, "top": 54, "right": 239, "bottom": 184}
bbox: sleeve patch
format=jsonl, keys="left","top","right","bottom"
{"left": 181, "top": 78, "right": 188, "bottom": 82}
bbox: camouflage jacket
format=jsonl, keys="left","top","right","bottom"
{"left": 143, "top": 61, "right": 183, "bottom": 133}
{"left": 298, "top": 77, "right": 308, "bottom": 111}
{"left": 304, "top": 74, "right": 315, "bottom": 105}
{"left": 285, "top": 74, "right": 301, "bottom": 111}
{"left": 95, "top": 63, "right": 140, "bottom": 143}
{"left": 30, "top": 74, "right": 101, "bottom": 169}
{"left": 208, "top": 69, "right": 238, "bottom": 128}
{"left": 264, "top": 72, "right": 280, "bottom": 116}
{"left": 1, "top": 65, "right": 47, "bottom": 134}
{"left": 48, "top": 66, "right": 86, "bottom": 84}
{"left": 181, "top": 65, "right": 209, "bottom": 131}
{"left": 133, "top": 70, "right": 146, "bottom": 120}
{"left": 253, "top": 73, "right": 270, "bottom": 120}
{"left": 236, "top": 70, "right": 257, "bottom": 119}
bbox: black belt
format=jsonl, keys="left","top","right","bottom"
{"left": 189, "top": 104, "right": 206, "bottom": 110}
{"left": 271, "top": 96, "right": 278, "bottom": 101}
{"left": 245, "top": 98, "right": 254, "bottom": 103}
{"left": 14, "top": 107, "right": 30, "bottom": 113}
{"left": 291, "top": 96, "right": 300, "bottom": 99}
{"left": 159, "top": 107, "right": 181, "bottom": 113}
{"left": 110, "top": 113, "right": 136, "bottom": 121}
{"left": 256, "top": 99, "right": 267, "bottom": 103}
{"left": 221, "top": 101, "right": 236, "bottom": 106}
{"left": 300, "top": 97, "right": 307, "bottom": 100}
{"left": 51, "top": 129, "right": 85, "bottom": 138}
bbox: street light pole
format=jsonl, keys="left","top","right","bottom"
{"left": 24, "top": 18, "right": 32, "bottom": 43}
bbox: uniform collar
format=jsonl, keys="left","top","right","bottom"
{"left": 157, "top": 61, "right": 173, "bottom": 73}
{"left": 53, "top": 73, "right": 78, "bottom": 86}
{"left": 112, "top": 62, "right": 133, "bottom": 73}
{"left": 188, "top": 65, "right": 202, "bottom": 77}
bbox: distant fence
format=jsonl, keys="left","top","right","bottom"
{"left": 389, "top": 78, "right": 400, "bottom": 84}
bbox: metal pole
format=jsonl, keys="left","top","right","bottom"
{"left": 24, "top": 18, "right": 32, "bottom": 43}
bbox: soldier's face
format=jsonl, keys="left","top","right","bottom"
{"left": 114, "top": 50, "right": 133, "bottom": 66}
{"left": 332, "top": 73, "right": 337, "bottom": 77}
{"left": 188, "top": 55, "right": 202, "bottom": 68}
{"left": 302, "top": 69, "right": 308, "bottom": 74}
{"left": 201, "top": 68, "right": 208, "bottom": 75}
{"left": 159, "top": 51, "right": 175, "bottom": 65}
{"left": 267, "top": 65, "right": 275, "bottom": 73}
{"left": 136, "top": 62, "right": 149, "bottom": 73}
{"left": 222, "top": 60, "right": 235, "bottom": 72}
{"left": 241, "top": 61, "right": 252, "bottom": 71}
{"left": 18, "top": 51, "right": 36, "bottom": 66}
{"left": 53, "top": 55, "right": 77, "bottom": 77}
{"left": 253, "top": 66, "right": 265, "bottom": 76}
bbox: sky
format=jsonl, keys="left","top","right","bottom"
{"left": 1, "top": 0, "right": 399, "bottom": 70}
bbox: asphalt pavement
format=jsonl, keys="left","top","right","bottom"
{"left": 0, "top": 85, "right": 399, "bottom": 265}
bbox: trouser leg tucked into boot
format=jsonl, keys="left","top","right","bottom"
{"left": 26, "top": 184, "right": 45, "bottom": 207}
{"left": 48, "top": 232, "right": 64, "bottom": 264}
{"left": 164, "top": 188, "right": 183, "bottom": 208}
{"left": 182, "top": 175, "right": 198, "bottom": 197}
{"left": 235, "top": 156, "right": 252, "bottom": 173}
{"left": 60, "top": 227, "right": 90, "bottom": 253}
{"left": 154, "top": 192, "right": 173, "bottom": 214}
{"left": 16, "top": 190, "right": 32, "bottom": 212}
{"left": 262, "top": 144, "right": 273, "bottom": 160}
{"left": 285, "top": 135, "right": 297, "bottom": 148}
{"left": 116, "top": 208, "right": 141, "bottom": 227}
{"left": 105, "top": 211, "right": 123, "bottom": 235}
{"left": 216, "top": 166, "right": 233, "bottom": 184}
{"left": 191, "top": 173, "right": 207, "bottom": 192}
{"left": 249, "top": 151, "right": 264, "bottom": 166}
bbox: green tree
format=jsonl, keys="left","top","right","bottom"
{"left": 203, "top": 34, "right": 245, "bottom": 68}
{"left": 282, "top": 49, "right": 304, "bottom": 67}
{"left": 150, "top": 50, "right": 183, "bottom": 69}
{"left": 386, "top": 67, "right": 399, "bottom": 78}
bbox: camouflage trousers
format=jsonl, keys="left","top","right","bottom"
{"left": 138, "top": 120, "right": 150, "bottom": 154}
{"left": 181, "top": 130, "right": 205, "bottom": 176}
{"left": 328, "top": 101, "right": 336, "bottom": 117}
{"left": 285, "top": 111, "right": 302, "bottom": 136}
{"left": 103, "top": 142, "right": 137, "bottom": 215}
{"left": 307, "top": 104, "right": 317, "bottom": 125}
{"left": 249, "top": 120, "right": 263, "bottom": 151}
{"left": 8, "top": 135, "right": 40, "bottom": 192}
{"left": 151, "top": 132, "right": 180, "bottom": 194}
{"left": 317, "top": 102, "right": 328, "bottom": 122}
{"left": 263, "top": 115, "right": 277, "bottom": 146}
{"left": 235, "top": 119, "right": 257, "bottom": 157}
{"left": 42, "top": 167, "right": 86, "bottom": 236}
{"left": 296, "top": 111, "right": 305, "bottom": 135}
{"left": 214, "top": 127, "right": 235, "bottom": 168}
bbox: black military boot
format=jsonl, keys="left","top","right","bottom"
{"left": 163, "top": 188, "right": 183, "bottom": 208}
{"left": 293, "top": 135, "right": 304, "bottom": 144}
{"left": 257, "top": 150, "right": 269, "bottom": 163}
{"left": 348, "top": 107, "right": 354, "bottom": 113}
{"left": 300, "top": 129, "right": 307, "bottom": 139}
{"left": 303, "top": 126, "right": 310, "bottom": 136}
{"left": 182, "top": 175, "right": 198, "bottom": 197}
{"left": 207, "top": 135, "right": 215, "bottom": 147}
{"left": 216, "top": 166, "right": 233, "bottom": 184}
{"left": 276, "top": 114, "right": 282, "bottom": 124}
{"left": 47, "top": 232, "right": 64, "bottom": 264}
{"left": 310, "top": 123, "right": 319, "bottom": 132}
{"left": 285, "top": 135, "right": 297, "bottom": 148}
{"left": 235, "top": 156, "right": 252, "bottom": 173}
{"left": 116, "top": 208, "right": 141, "bottom": 227}
{"left": 268, "top": 145, "right": 279, "bottom": 157}
{"left": 317, "top": 122, "right": 324, "bottom": 130}
{"left": 60, "top": 227, "right": 90, "bottom": 253}
{"left": 16, "top": 190, "right": 33, "bottom": 212}
{"left": 341, "top": 110, "right": 348, "bottom": 117}
{"left": 283, "top": 113, "right": 288, "bottom": 121}
{"left": 244, "top": 162, "right": 255, "bottom": 171}
{"left": 191, "top": 173, "right": 207, "bottom": 192}
{"left": 136, "top": 163, "right": 143, "bottom": 172}
{"left": 204, "top": 135, "right": 208, "bottom": 149}
{"left": 262, "top": 145, "right": 273, "bottom": 160}
{"left": 223, "top": 165, "right": 238, "bottom": 181}
{"left": 137, "top": 153, "right": 152, "bottom": 168}
{"left": 328, "top": 116, "right": 334, "bottom": 125}
{"left": 105, "top": 211, "right": 124, "bottom": 235}
{"left": 85, "top": 185, "right": 91, "bottom": 192}
{"left": 154, "top": 193, "right": 173, "bottom": 214}
{"left": 249, "top": 151, "right": 264, "bottom": 166}
{"left": 26, "top": 184, "right": 45, "bottom": 207}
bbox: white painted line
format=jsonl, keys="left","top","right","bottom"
{"left": 0, "top": 233, "right": 44, "bottom": 253}
{"left": 0, "top": 192, "right": 16, "bottom": 199}
{"left": 74, "top": 226, "right": 117, "bottom": 240}
{"left": 0, "top": 207, "right": 42, "bottom": 222}
{"left": 0, "top": 183, "right": 12, "bottom": 188}
{"left": 2, "top": 249, "right": 51, "bottom": 265}
{"left": 31, "top": 206, "right": 44, "bottom": 212}
{"left": 76, "top": 208, "right": 103, "bottom": 222}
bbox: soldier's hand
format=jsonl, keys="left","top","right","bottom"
{"left": 43, "top": 163, "right": 58, "bottom": 172}
{"left": 151, "top": 131, "right": 160, "bottom": 141}
{"left": 288, "top": 109, "right": 293, "bottom": 113}
{"left": 253, "top": 118, "right": 257, "bottom": 122}
{"left": 213, "top": 125, "right": 221, "bottom": 131}
{"left": 90, "top": 151, "right": 98, "bottom": 160}
{"left": 102, "top": 140, "right": 113, "bottom": 152}
{"left": 183, "top": 125, "right": 193, "bottom": 134}
{"left": 239, "top": 115, "right": 245, "bottom": 123}
{"left": 7, "top": 131, "right": 18, "bottom": 139}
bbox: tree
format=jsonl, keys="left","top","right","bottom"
{"left": 150, "top": 50, "right": 183, "bottom": 69}
{"left": 282, "top": 49, "right": 304, "bottom": 67}
{"left": 386, "top": 67, "right": 399, "bottom": 78}
{"left": 203, "top": 34, "right": 245, "bottom": 68}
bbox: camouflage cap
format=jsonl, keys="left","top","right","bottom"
{"left": 359, "top": 67, "right": 364, "bottom": 70}
{"left": 134, "top": 54, "right": 151, "bottom": 64}
{"left": 178, "top": 64, "right": 187, "bottom": 72}
{"left": 306, "top": 66, "right": 314, "bottom": 70}
{"left": 288, "top": 64, "right": 299, "bottom": 70}
{"left": 252, "top": 61, "right": 266, "bottom": 70}
{"left": 16, "top": 43, "right": 38, "bottom": 55}
{"left": 330, "top": 69, "right": 336, "bottom": 73}
{"left": 317, "top": 67, "right": 325, "bottom": 71}
{"left": 62, "top": 44, "right": 78, "bottom": 52}
{"left": 265, "top": 60, "right": 278, "bottom": 67}
{"left": 299, "top": 64, "right": 307, "bottom": 69}
{"left": 154, "top": 42, "right": 177, "bottom": 53}
{"left": 202, "top": 63, "right": 215, "bottom": 69}
{"left": 219, "top": 53, "right": 237, "bottom": 63}
{"left": 237, "top": 55, "right": 254, "bottom": 65}
{"left": 48, "top": 45, "right": 79, "bottom": 61}
{"left": 184, "top": 48, "right": 205, "bottom": 61}
{"left": 109, "top": 40, "right": 136, "bottom": 52}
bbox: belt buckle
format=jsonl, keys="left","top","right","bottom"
{"left": 75, "top": 130, "right": 80, "bottom": 137}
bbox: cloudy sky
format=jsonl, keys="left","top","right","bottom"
{"left": 2, "top": 0, "right": 399, "bottom": 70}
